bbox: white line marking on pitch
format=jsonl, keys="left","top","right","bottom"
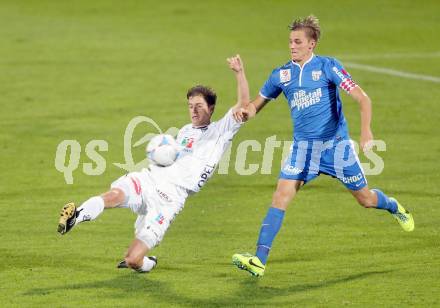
{"left": 344, "top": 62, "right": 440, "bottom": 83}
{"left": 337, "top": 52, "right": 440, "bottom": 60}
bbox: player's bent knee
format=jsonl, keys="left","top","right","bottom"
{"left": 101, "top": 188, "right": 125, "bottom": 208}
{"left": 356, "top": 198, "right": 369, "bottom": 208}
{"left": 355, "top": 194, "right": 375, "bottom": 208}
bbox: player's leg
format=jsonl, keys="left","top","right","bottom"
{"left": 118, "top": 186, "right": 184, "bottom": 273}
{"left": 58, "top": 188, "right": 126, "bottom": 234}
{"left": 350, "top": 186, "right": 382, "bottom": 209}
{"left": 233, "top": 140, "right": 315, "bottom": 276}
{"left": 332, "top": 139, "right": 414, "bottom": 231}
{"left": 77, "top": 188, "right": 126, "bottom": 221}
{"left": 255, "top": 140, "right": 315, "bottom": 264}
{"left": 256, "top": 179, "right": 303, "bottom": 263}
{"left": 233, "top": 179, "right": 303, "bottom": 276}
{"left": 117, "top": 238, "right": 157, "bottom": 273}
{"left": 350, "top": 186, "right": 414, "bottom": 231}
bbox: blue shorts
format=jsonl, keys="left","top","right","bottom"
{"left": 280, "top": 136, "right": 367, "bottom": 191}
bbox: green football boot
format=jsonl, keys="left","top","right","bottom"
{"left": 232, "top": 253, "right": 265, "bottom": 277}
{"left": 390, "top": 198, "right": 414, "bottom": 232}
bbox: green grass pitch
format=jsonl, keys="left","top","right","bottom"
{"left": 1, "top": 0, "right": 439, "bottom": 306}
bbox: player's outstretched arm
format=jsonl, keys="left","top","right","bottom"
{"left": 227, "top": 55, "right": 249, "bottom": 108}
{"left": 349, "top": 86, "right": 374, "bottom": 152}
{"left": 227, "top": 55, "right": 271, "bottom": 122}
{"left": 227, "top": 55, "right": 270, "bottom": 121}
{"left": 227, "top": 54, "right": 252, "bottom": 122}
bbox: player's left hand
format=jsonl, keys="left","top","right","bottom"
{"left": 232, "top": 107, "right": 254, "bottom": 123}
{"left": 232, "top": 107, "right": 250, "bottom": 122}
{"left": 360, "top": 129, "right": 374, "bottom": 152}
{"left": 227, "top": 54, "right": 243, "bottom": 73}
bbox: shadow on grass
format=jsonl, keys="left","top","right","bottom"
{"left": 24, "top": 269, "right": 393, "bottom": 306}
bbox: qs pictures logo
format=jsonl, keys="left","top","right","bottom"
{"left": 55, "top": 117, "right": 387, "bottom": 184}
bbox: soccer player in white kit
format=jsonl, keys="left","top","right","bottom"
{"left": 57, "top": 55, "right": 250, "bottom": 273}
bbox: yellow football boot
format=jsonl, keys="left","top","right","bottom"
{"left": 390, "top": 198, "right": 414, "bottom": 232}
{"left": 232, "top": 253, "right": 265, "bottom": 277}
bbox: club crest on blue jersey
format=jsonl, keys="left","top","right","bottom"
{"left": 280, "top": 69, "right": 291, "bottom": 82}
{"left": 312, "top": 70, "right": 322, "bottom": 81}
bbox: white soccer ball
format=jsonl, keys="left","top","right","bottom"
{"left": 146, "top": 134, "right": 179, "bottom": 167}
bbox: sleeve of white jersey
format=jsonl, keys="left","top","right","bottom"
{"left": 215, "top": 108, "right": 242, "bottom": 135}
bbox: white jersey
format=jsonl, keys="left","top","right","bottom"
{"left": 149, "top": 108, "right": 242, "bottom": 193}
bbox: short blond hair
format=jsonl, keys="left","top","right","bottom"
{"left": 289, "top": 15, "right": 321, "bottom": 42}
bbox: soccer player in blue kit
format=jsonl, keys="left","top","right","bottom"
{"left": 232, "top": 15, "right": 414, "bottom": 277}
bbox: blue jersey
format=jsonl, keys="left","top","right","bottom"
{"left": 260, "top": 55, "right": 357, "bottom": 140}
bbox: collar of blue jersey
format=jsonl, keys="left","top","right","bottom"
{"left": 291, "top": 53, "right": 315, "bottom": 68}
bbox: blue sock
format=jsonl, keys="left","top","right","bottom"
{"left": 255, "top": 207, "right": 285, "bottom": 265}
{"left": 372, "top": 189, "right": 397, "bottom": 214}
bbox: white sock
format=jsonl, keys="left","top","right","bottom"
{"left": 135, "top": 256, "right": 156, "bottom": 273}
{"left": 75, "top": 196, "right": 105, "bottom": 224}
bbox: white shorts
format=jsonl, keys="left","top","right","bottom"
{"left": 111, "top": 169, "right": 188, "bottom": 249}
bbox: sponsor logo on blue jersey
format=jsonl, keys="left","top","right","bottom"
{"left": 290, "top": 88, "right": 322, "bottom": 110}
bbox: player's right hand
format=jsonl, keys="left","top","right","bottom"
{"left": 227, "top": 54, "right": 243, "bottom": 73}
